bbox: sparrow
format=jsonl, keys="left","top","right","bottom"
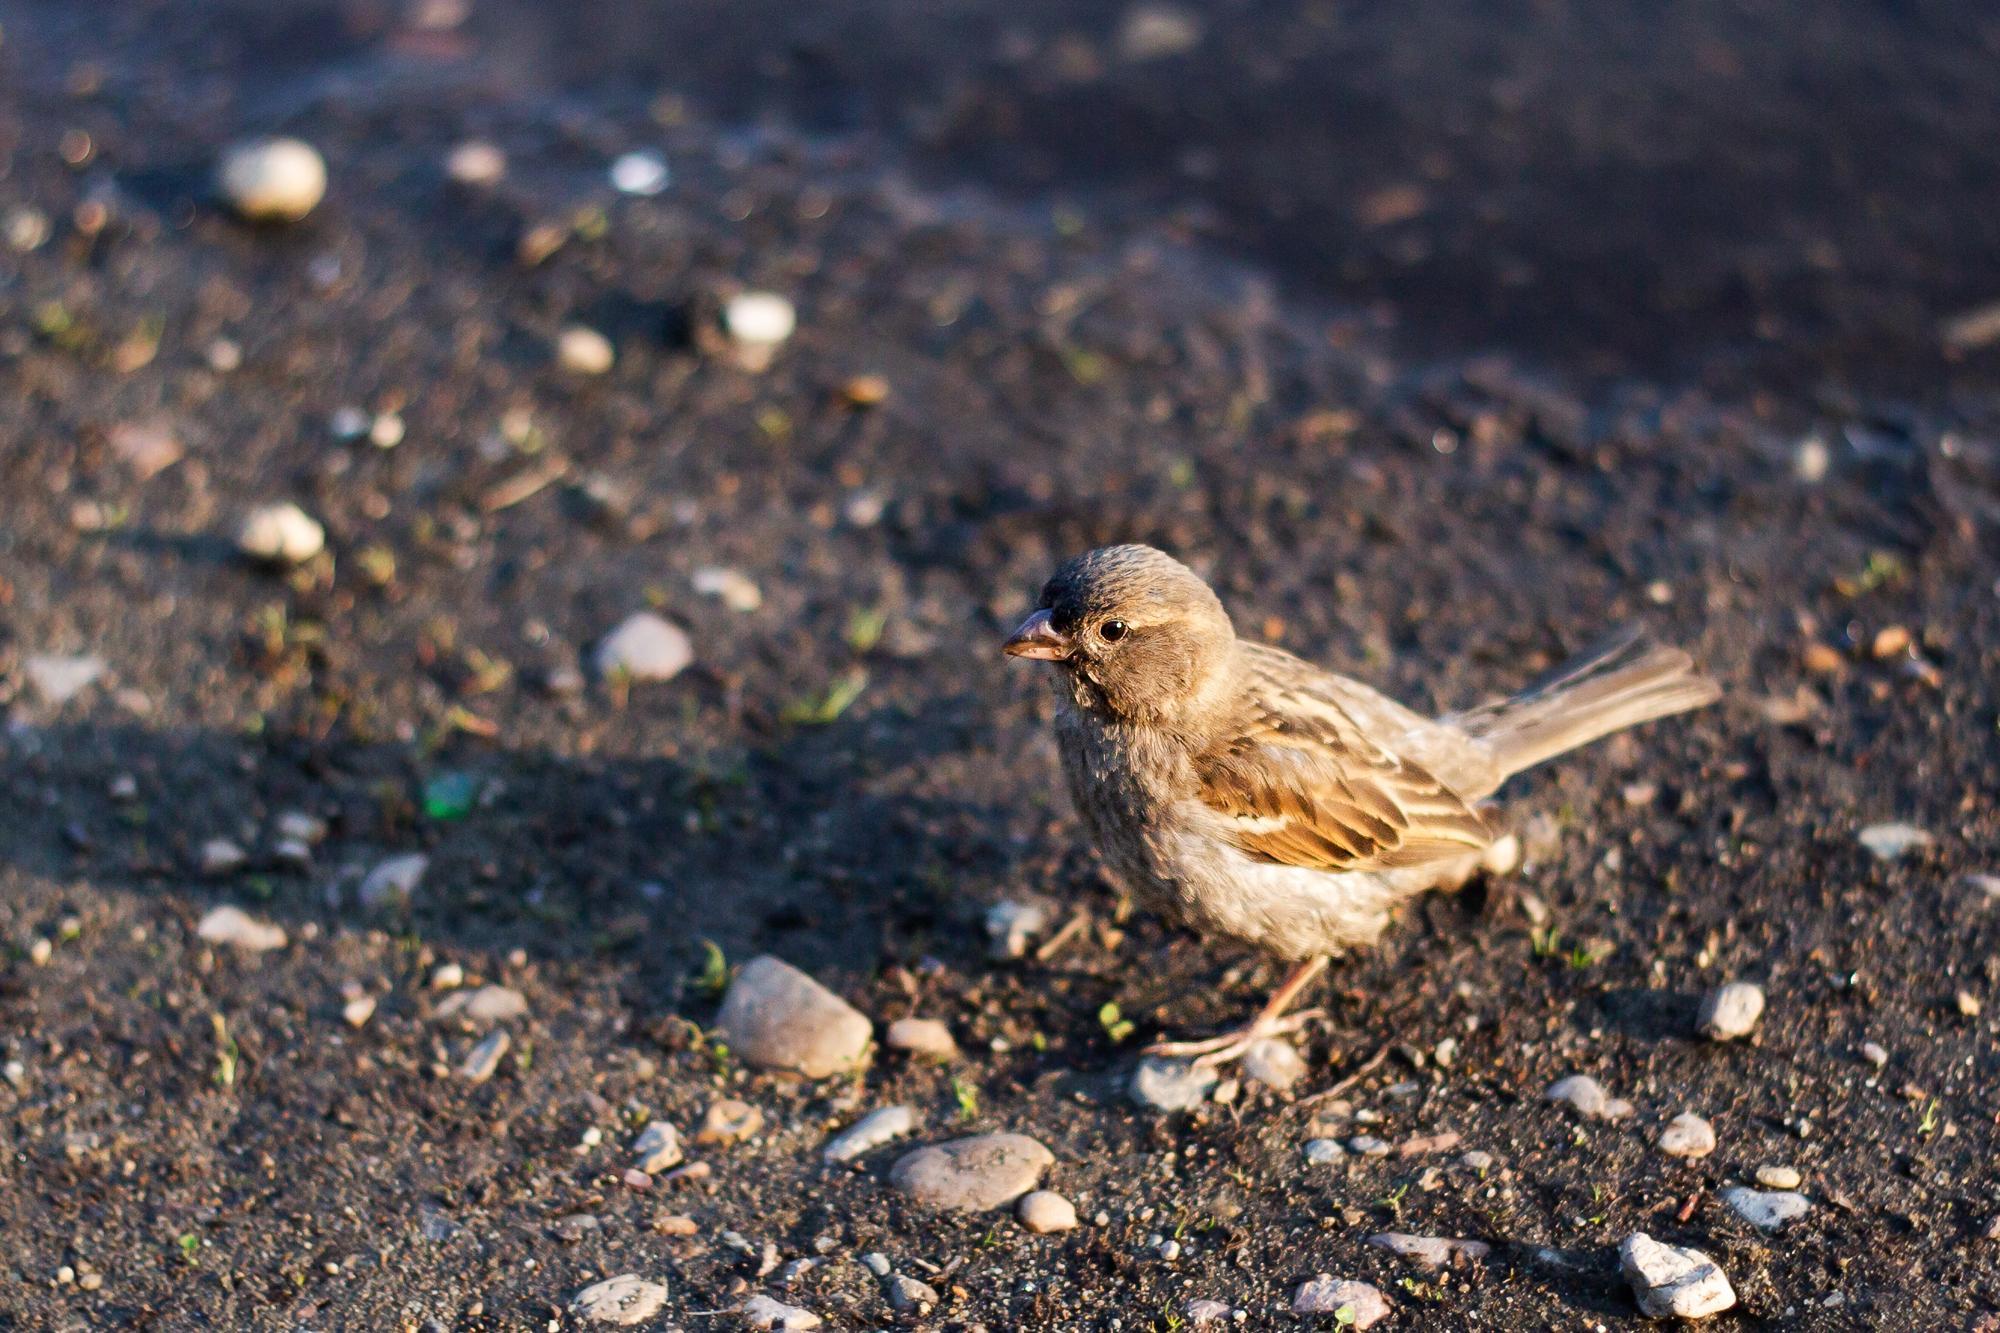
{"left": 1003, "top": 544, "right": 1720, "bottom": 1065}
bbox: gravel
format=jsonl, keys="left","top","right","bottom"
{"left": 23, "top": 653, "right": 106, "bottom": 706}
{"left": 217, "top": 137, "right": 327, "bottom": 222}
{"left": 888, "top": 1133, "right": 1054, "bottom": 1211}
{"left": 1367, "top": 1232, "right": 1492, "bottom": 1270}
{"left": 739, "top": 1294, "right": 820, "bottom": 1329}
{"left": 1858, "top": 823, "right": 1933, "bottom": 861}
{"left": 822, "top": 1105, "right": 917, "bottom": 1163}
{"left": 1658, "top": 1112, "right": 1718, "bottom": 1159}
{"left": 458, "top": 1030, "right": 509, "bottom": 1083}
{"left": 1129, "top": 1057, "right": 1218, "bottom": 1111}
{"left": 1723, "top": 1186, "right": 1811, "bottom": 1231}
{"left": 633, "top": 1121, "right": 684, "bottom": 1174}
{"left": 1291, "top": 1276, "right": 1391, "bottom": 1325}
{"left": 556, "top": 325, "right": 615, "bottom": 375}
{"left": 696, "top": 1098, "right": 765, "bottom": 1145}
{"left": 434, "top": 985, "right": 529, "bottom": 1025}
{"left": 713, "top": 956, "right": 873, "bottom": 1077}
{"left": 884, "top": 1017, "right": 958, "bottom": 1062}
{"left": 195, "top": 905, "right": 288, "bottom": 952}
{"left": 236, "top": 502, "right": 326, "bottom": 564}
{"left": 1620, "top": 1233, "right": 1736, "bottom": 1319}
{"left": 1016, "top": 1190, "right": 1079, "bottom": 1233}
{"left": 1546, "top": 1074, "right": 1634, "bottom": 1119}
{"left": 593, "top": 613, "right": 695, "bottom": 684}
{"left": 1698, "top": 981, "right": 1766, "bottom": 1040}
{"left": 1241, "top": 1038, "right": 1306, "bottom": 1090}
{"left": 570, "top": 1275, "right": 670, "bottom": 1326}
{"left": 359, "top": 853, "right": 429, "bottom": 908}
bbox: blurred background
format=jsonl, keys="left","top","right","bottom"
{"left": 3, "top": 2, "right": 1998, "bottom": 1329}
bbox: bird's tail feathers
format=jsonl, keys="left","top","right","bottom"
{"left": 1449, "top": 628, "right": 1720, "bottom": 779}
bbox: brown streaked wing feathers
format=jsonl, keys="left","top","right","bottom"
{"left": 1196, "top": 684, "right": 1493, "bottom": 872}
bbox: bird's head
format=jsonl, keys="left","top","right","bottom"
{"left": 1003, "top": 544, "right": 1237, "bottom": 725}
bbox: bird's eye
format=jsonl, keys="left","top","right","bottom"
{"left": 1099, "top": 619, "right": 1129, "bottom": 642}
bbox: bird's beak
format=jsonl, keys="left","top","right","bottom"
{"left": 1003, "top": 609, "right": 1072, "bottom": 661}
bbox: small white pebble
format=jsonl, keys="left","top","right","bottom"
{"left": 444, "top": 139, "right": 506, "bottom": 186}
{"left": 609, "top": 150, "right": 670, "bottom": 196}
{"left": 556, "top": 324, "right": 615, "bottom": 375}
{"left": 723, "top": 291, "right": 797, "bottom": 349}
{"left": 217, "top": 137, "right": 327, "bottom": 222}
{"left": 237, "top": 502, "right": 325, "bottom": 564}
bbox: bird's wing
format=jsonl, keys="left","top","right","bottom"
{"left": 1194, "top": 657, "right": 1493, "bottom": 872}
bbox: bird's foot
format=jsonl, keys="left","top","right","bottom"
{"left": 1143, "top": 1008, "right": 1324, "bottom": 1068}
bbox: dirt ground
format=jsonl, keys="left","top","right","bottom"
{"left": 3, "top": 1, "right": 1999, "bottom": 1329}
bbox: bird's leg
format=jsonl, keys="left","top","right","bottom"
{"left": 1144, "top": 955, "right": 1330, "bottom": 1067}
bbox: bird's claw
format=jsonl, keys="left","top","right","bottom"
{"left": 1143, "top": 1007, "right": 1324, "bottom": 1068}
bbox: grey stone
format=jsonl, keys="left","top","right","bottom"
{"left": 714, "top": 956, "right": 872, "bottom": 1078}
{"left": 1619, "top": 1232, "right": 1735, "bottom": 1319}
{"left": 1368, "top": 1232, "right": 1491, "bottom": 1270}
{"left": 1348, "top": 1135, "right": 1392, "bottom": 1157}
{"left": 458, "top": 1029, "right": 508, "bottom": 1083}
{"left": 1858, "top": 822, "right": 1931, "bottom": 861}
{"left": 1184, "top": 1298, "right": 1232, "bottom": 1324}
{"left": 1291, "top": 1276, "right": 1390, "bottom": 1326}
{"left": 570, "top": 1275, "right": 669, "bottom": 1326}
{"left": 888, "top": 1133, "right": 1053, "bottom": 1211}
{"left": 360, "top": 853, "right": 428, "bottom": 908}
{"left": 1722, "top": 1187, "right": 1810, "bottom": 1231}
{"left": 1130, "top": 1057, "right": 1217, "bottom": 1111}
{"left": 1304, "top": 1138, "right": 1345, "bottom": 1166}
{"left": 199, "top": 839, "right": 248, "bottom": 876}
{"left": 1546, "top": 1074, "right": 1633, "bottom": 1119}
{"left": 740, "top": 1295, "right": 820, "bottom": 1330}
{"left": 1242, "top": 1038, "right": 1306, "bottom": 1090}
{"left": 823, "top": 1105, "right": 917, "bottom": 1163}
{"left": 24, "top": 653, "right": 105, "bottom": 706}
{"left": 886, "top": 1275, "right": 938, "bottom": 1312}
{"left": 633, "top": 1121, "right": 684, "bottom": 1174}
{"left": 984, "top": 899, "right": 1050, "bottom": 958}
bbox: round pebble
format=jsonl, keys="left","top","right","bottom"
{"left": 1017, "top": 1190, "right": 1078, "bottom": 1233}
{"left": 609, "top": 150, "right": 670, "bottom": 196}
{"left": 1129, "top": 1056, "right": 1217, "bottom": 1111}
{"left": 217, "top": 137, "right": 327, "bottom": 222}
{"left": 1658, "top": 1112, "right": 1717, "bottom": 1160}
{"left": 712, "top": 956, "right": 872, "bottom": 1078}
{"left": 1755, "top": 1164, "right": 1803, "bottom": 1190}
{"left": 556, "top": 324, "right": 615, "bottom": 375}
{"left": 237, "top": 502, "right": 325, "bottom": 564}
{"left": 444, "top": 139, "right": 506, "bottom": 186}
{"left": 593, "top": 612, "right": 695, "bottom": 684}
{"left": 1698, "top": 981, "right": 1766, "bottom": 1041}
{"left": 885, "top": 1016, "right": 959, "bottom": 1062}
{"left": 888, "top": 1133, "right": 1053, "bottom": 1212}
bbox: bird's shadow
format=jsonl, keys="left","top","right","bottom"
{"left": 0, "top": 700, "right": 1027, "bottom": 1012}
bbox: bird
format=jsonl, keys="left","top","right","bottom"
{"left": 1003, "top": 544, "right": 1720, "bottom": 1065}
